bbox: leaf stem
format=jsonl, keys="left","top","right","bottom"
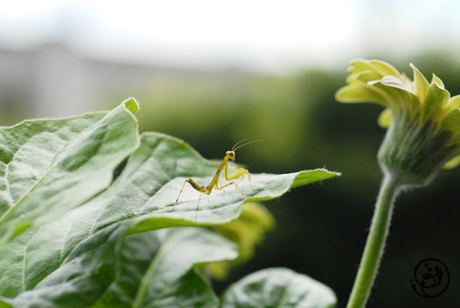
{"left": 346, "top": 174, "right": 401, "bottom": 308}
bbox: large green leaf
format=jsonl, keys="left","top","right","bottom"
{"left": 0, "top": 99, "right": 140, "bottom": 245}
{"left": 0, "top": 131, "right": 339, "bottom": 298}
{"left": 0, "top": 228, "right": 338, "bottom": 308}
{"left": 0, "top": 104, "right": 339, "bottom": 307}
{"left": 0, "top": 225, "right": 237, "bottom": 308}
{"left": 219, "top": 268, "right": 337, "bottom": 308}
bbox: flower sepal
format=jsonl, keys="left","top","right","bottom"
{"left": 378, "top": 115, "right": 455, "bottom": 187}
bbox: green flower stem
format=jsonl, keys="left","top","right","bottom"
{"left": 346, "top": 174, "right": 401, "bottom": 308}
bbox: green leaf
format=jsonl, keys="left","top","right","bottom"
{"left": 0, "top": 99, "right": 140, "bottom": 245}
{"left": 219, "top": 268, "right": 337, "bottom": 308}
{"left": 1, "top": 224, "right": 237, "bottom": 308}
{"left": 0, "top": 112, "right": 107, "bottom": 216}
{"left": 0, "top": 131, "right": 339, "bottom": 298}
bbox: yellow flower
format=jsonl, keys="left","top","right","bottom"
{"left": 336, "top": 59, "right": 460, "bottom": 185}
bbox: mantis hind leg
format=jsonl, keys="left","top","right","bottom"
{"left": 217, "top": 178, "right": 226, "bottom": 192}
{"left": 170, "top": 179, "right": 206, "bottom": 212}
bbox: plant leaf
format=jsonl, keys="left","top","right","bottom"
{"left": 219, "top": 267, "right": 337, "bottom": 308}
{"left": 0, "top": 131, "right": 340, "bottom": 298}
{"left": 0, "top": 112, "right": 107, "bottom": 216}
{"left": 1, "top": 224, "right": 237, "bottom": 308}
{"left": 0, "top": 99, "right": 140, "bottom": 245}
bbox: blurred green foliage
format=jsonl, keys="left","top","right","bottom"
{"left": 135, "top": 72, "right": 308, "bottom": 174}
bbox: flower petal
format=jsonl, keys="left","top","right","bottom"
{"left": 348, "top": 59, "right": 377, "bottom": 74}
{"left": 335, "top": 84, "right": 388, "bottom": 106}
{"left": 420, "top": 83, "right": 450, "bottom": 123}
{"left": 378, "top": 108, "right": 392, "bottom": 128}
{"left": 350, "top": 70, "right": 384, "bottom": 84}
{"left": 379, "top": 76, "right": 413, "bottom": 92}
{"left": 349, "top": 59, "right": 401, "bottom": 79}
{"left": 449, "top": 131, "right": 460, "bottom": 146}
{"left": 443, "top": 154, "right": 460, "bottom": 169}
{"left": 410, "top": 63, "right": 430, "bottom": 104}
{"left": 436, "top": 108, "right": 460, "bottom": 134}
{"left": 431, "top": 74, "right": 445, "bottom": 88}
{"left": 442, "top": 95, "right": 460, "bottom": 116}
{"left": 369, "top": 60, "right": 402, "bottom": 78}
{"left": 370, "top": 80, "right": 421, "bottom": 117}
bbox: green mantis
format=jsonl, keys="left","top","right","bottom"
{"left": 169, "top": 139, "right": 262, "bottom": 213}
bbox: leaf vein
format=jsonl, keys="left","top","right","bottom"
{"left": 132, "top": 232, "right": 177, "bottom": 308}
{"left": 21, "top": 229, "right": 39, "bottom": 292}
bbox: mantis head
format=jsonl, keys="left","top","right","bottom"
{"left": 226, "top": 151, "right": 236, "bottom": 161}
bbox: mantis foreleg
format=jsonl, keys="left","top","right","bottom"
{"left": 224, "top": 164, "right": 255, "bottom": 190}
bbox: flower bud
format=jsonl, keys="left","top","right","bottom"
{"left": 336, "top": 60, "right": 460, "bottom": 187}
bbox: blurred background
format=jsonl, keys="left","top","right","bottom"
{"left": 1, "top": 0, "right": 459, "bottom": 307}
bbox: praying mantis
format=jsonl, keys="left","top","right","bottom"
{"left": 169, "top": 139, "right": 262, "bottom": 213}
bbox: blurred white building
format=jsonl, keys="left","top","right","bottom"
{"left": 0, "top": 43, "right": 159, "bottom": 119}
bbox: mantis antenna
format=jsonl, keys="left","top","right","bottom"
{"left": 233, "top": 139, "right": 264, "bottom": 152}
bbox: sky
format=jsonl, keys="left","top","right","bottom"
{"left": 0, "top": 0, "right": 459, "bottom": 73}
